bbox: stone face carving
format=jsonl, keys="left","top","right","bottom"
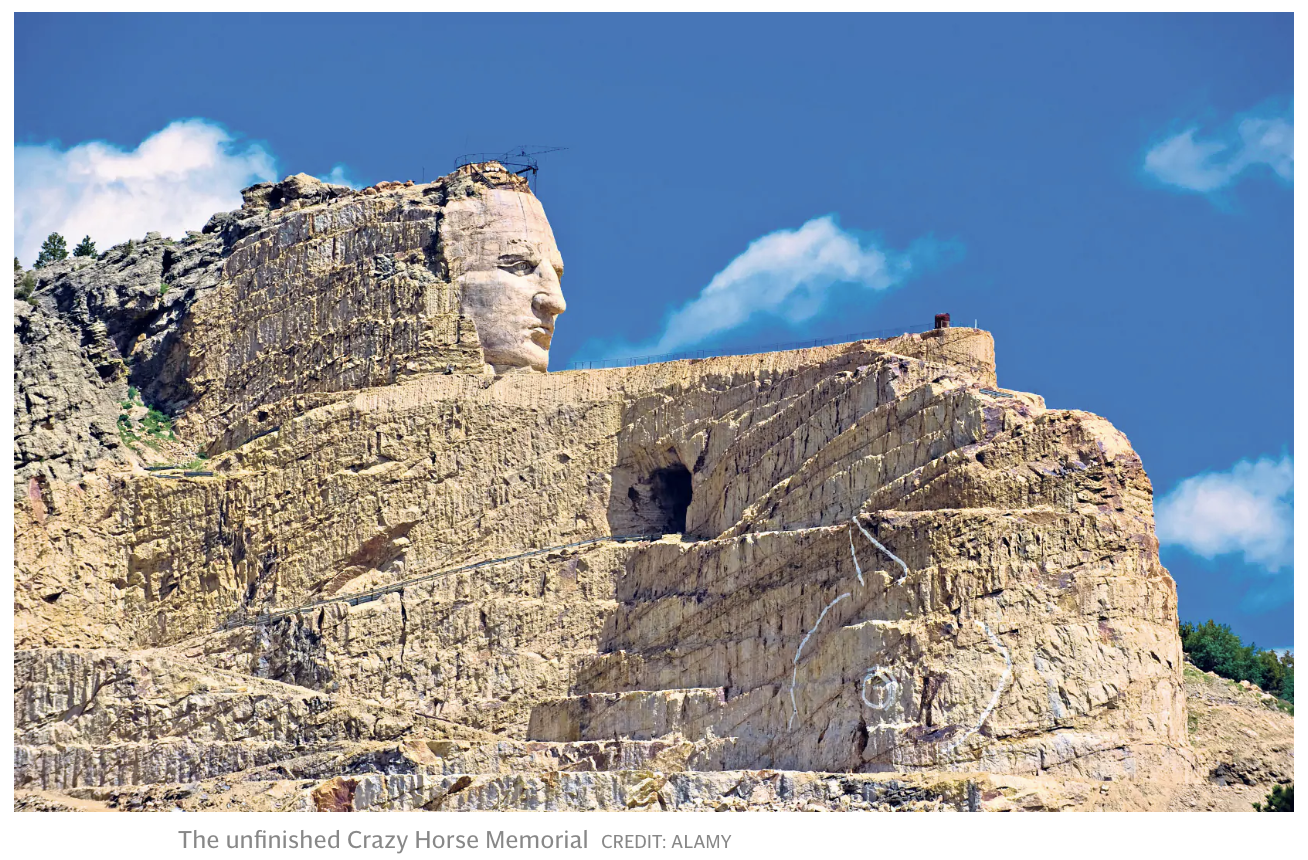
{"left": 18, "top": 165, "right": 1288, "bottom": 813}
{"left": 442, "top": 188, "right": 566, "bottom": 373}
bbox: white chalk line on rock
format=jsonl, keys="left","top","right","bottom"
{"left": 790, "top": 517, "right": 905, "bottom": 729}
{"left": 789, "top": 518, "right": 1013, "bottom": 765}
{"left": 861, "top": 666, "right": 899, "bottom": 710}
{"left": 852, "top": 517, "right": 909, "bottom": 584}
{"left": 937, "top": 619, "right": 1013, "bottom": 758}
{"left": 788, "top": 591, "right": 851, "bottom": 729}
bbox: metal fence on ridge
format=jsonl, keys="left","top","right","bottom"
{"left": 565, "top": 323, "right": 923, "bottom": 370}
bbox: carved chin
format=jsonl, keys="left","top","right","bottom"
{"left": 483, "top": 342, "right": 549, "bottom": 373}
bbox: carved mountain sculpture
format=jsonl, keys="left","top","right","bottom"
{"left": 13, "top": 165, "right": 1280, "bottom": 811}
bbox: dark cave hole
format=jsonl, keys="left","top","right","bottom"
{"left": 650, "top": 463, "right": 692, "bottom": 534}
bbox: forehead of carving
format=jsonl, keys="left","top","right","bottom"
{"left": 441, "top": 189, "right": 563, "bottom": 274}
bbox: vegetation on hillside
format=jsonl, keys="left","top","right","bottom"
{"left": 1253, "top": 783, "right": 1292, "bottom": 812}
{"left": 1180, "top": 619, "right": 1293, "bottom": 703}
{"left": 117, "top": 386, "right": 177, "bottom": 450}
{"left": 15, "top": 271, "right": 38, "bottom": 306}
{"left": 35, "top": 232, "right": 68, "bottom": 268}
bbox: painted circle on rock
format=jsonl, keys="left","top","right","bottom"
{"left": 861, "top": 667, "right": 898, "bottom": 710}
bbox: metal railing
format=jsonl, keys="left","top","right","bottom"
{"left": 565, "top": 324, "right": 922, "bottom": 371}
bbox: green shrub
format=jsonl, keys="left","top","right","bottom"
{"left": 1180, "top": 620, "right": 1293, "bottom": 703}
{"left": 118, "top": 391, "right": 177, "bottom": 446}
{"left": 1253, "top": 784, "right": 1292, "bottom": 812}
{"left": 117, "top": 414, "right": 139, "bottom": 446}
{"left": 73, "top": 236, "right": 97, "bottom": 257}
{"left": 16, "top": 272, "right": 38, "bottom": 305}
{"left": 142, "top": 406, "right": 175, "bottom": 440}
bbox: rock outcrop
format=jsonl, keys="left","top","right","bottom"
{"left": 14, "top": 164, "right": 1282, "bottom": 811}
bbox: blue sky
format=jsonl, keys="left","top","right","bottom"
{"left": 14, "top": 13, "right": 1294, "bottom": 647}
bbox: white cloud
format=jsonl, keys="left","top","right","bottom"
{"left": 1155, "top": 455, "right": 1293, "bottom": 572}
{"left": 319, "top": 164, "right": 360, "bottom": 189}
{"left": 1144, "top": 107, "right": 1293, "bottom": 194}
{"left": 613, "top": 215, "right": 946, "bottom": 357}
{"left": 14, "top": 119, "right": 277, "bottom": 265}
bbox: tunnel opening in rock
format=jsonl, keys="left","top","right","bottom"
{"left": 650, "top": 464, "right": 692, "bottom": 534}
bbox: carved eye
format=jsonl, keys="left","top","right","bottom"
{"left": 499, "top": 258, "right": 537, "bottom": 276}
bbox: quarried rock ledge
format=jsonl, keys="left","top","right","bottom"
{"left": 14, "top": 165, "right": 1282, "bottom": 811}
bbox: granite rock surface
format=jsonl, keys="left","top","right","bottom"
{"left": 14, "top": 165, "right": 1285, "bottom": 811}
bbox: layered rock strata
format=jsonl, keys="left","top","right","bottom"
{"left": 13, "top": 166, "right": 1213, "bottom": 810}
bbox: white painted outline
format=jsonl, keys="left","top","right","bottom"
{"left": 784, "top": 520, "right": 1009, "bottom": 759}
{"left": 786, "top": 518, "right": 1011, "bottom": 763}
{"left": 788, "top": 518, "right": 909, "bottom": 730}
{"left": 848, "top": 529, "right": 865, "bottom": 585}
{"left": 860, "top": 666, "right": 899, "bottom": 710}
{"left": 852, "top": 518, "right": 909, "bottom": 584}
{"left": 937, "top": 619, "right": 1013, "bottom": 757}
{"left": 788, "top": 592, "right": 850, "bottom": 729}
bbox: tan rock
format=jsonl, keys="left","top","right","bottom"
{"left": 443, "top": 185, "right": 566, "bottom": 372}
{"left": 311, "top": 776, "right": 359, "bottom": 812}
{"left": 13, "top": 163, "right": 1282, "bottom": 812}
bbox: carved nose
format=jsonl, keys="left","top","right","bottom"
{"left": 534, "top": 276, "right": 566, "bottom": 317}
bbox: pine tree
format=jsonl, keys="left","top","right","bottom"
{"left": 1180, "top": 619, "right": 1294, "bottom": 702}
{"left": 14, "top": 257, "right": 22, "bottom": 273}
{"left": 34, "top": 233, "right": 69, "bottom": 268}
{"left": 73, "top": 235, "right": 97, "bottom": 257}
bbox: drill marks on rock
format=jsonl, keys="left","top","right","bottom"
{"left": 788, "top": 592, "right": 851, "bottom": 729}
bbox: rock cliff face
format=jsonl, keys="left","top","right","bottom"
{"left": 13, "top": 165, "right": 1266, "bottom": 811}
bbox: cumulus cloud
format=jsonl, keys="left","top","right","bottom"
{"left": 602, "top": 215, "right": 951, "bottom": 358}
{"left": 1155, "top": 455, "right": 1293, "bottom": 572}
{"left": 1143, "top": 106, "right": 1293, "bottom": 194}
{"left": 15, "top": 119, "right": 277, "bottom": 265}
{"left": 319, "top": 164, "right": 361, "bottom": 189}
